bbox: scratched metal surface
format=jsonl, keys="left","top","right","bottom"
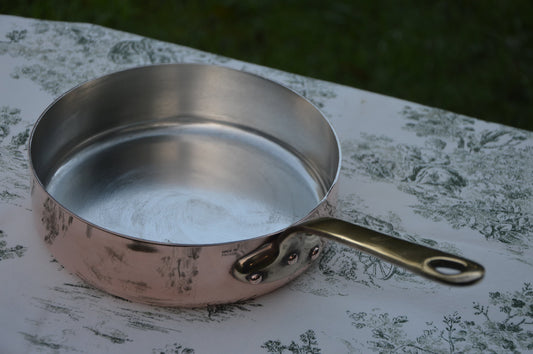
{"left": 0, "top": 15, "right": 532, "bottom": 353}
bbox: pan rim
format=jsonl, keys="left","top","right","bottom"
{"left": 28, "top": 63, "right": 342, "bottom": 247}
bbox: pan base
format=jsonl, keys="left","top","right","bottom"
{"left": 45, "top": 118, "right": 325, "bottom": 244}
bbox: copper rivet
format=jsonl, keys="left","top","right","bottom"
{"left": 248, "top": 273, "right": 263, "bottom": 284}
{"left": 310, "top": 245, "right": 320, "bottom": 260}
{"left": 287, "top": 252, "right": 299, "bottom": 265}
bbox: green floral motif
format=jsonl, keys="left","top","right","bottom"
{"left": 108, "top": 38, "right": 167, "bottom": 64}
{"left": 262, "top": 329, "right": 321, "bottom": 353}
{"left": 347, "top": 283, "right": 533, "bottom": 353}
{"left": 0, "top": 229, "right": 26, "bottom": 261}
{"left": 342, "top": 106, "right": 532, "bottom": 252}
{"left": 5, "top": 29, "right": 27, "bottom": 43}
{"left": 0, "top": 106, "right": 31, "bottom": 205}
{"left": 19, "top": 332, "right": 76, "bottom": 353}
{"left": 206, "top": 300, "right": 263, "bottom": 321}
{"left": 471, "top": 284, "right": 533, "bottom": 352}
{"left": 1, "top": 22, "right": 113, "bottom": 95}
{"left": 1, "top": 21, "right": 232, "bottom": 98}
{"left": 152, "top": 343, "right": 195, "bottom": 354}
{"left": 84, "top": 326, "right": 132, "bottom": 344}
{"left": 0, "top": 106, "right": 28, "bottom": 145}
{"left": 108, "top": 37, "right": 229, "bottom": 66}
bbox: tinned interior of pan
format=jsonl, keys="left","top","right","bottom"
{"left": 30, "top": 64, "right": 340, "bottom": 245}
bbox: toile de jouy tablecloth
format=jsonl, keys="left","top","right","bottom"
{"left": 0, "top": 15, "right": 531, "bottom": 353}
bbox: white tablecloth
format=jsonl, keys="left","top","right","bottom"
{"left": 0, "top": 15, "right": 532, "bottom": 353}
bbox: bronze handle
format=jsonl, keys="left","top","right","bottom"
{"left": 297, "top": 217, "right": 484, "bottom": 285}
{"left": 233, "top": 217, "right": 485, "bottom": 286}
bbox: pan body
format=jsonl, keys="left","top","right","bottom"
{"left": 29, "top": 64, "right": 340, "bottom": 306}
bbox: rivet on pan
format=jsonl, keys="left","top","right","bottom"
{"left": 247, "top": 273, "right": 263, "bottom": 284}
{"left": 286, "top": 252, "right": 299, "bottom": 265}
{"left": 310, "top": 245, "right": 320, "bottom": 260}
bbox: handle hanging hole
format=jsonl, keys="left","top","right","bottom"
{"left": 427, "top": 259, "right": 467, "bottom": 275}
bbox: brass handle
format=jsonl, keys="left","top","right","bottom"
{"left": 233, "top": 217, "right": 485, "bottom": 286}
{"left": 297, "top": 217, "right": 485, "bottom": 285}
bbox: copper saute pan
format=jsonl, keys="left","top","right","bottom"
{"left": 29, "top": 64, "right": 484, "bottom": 307}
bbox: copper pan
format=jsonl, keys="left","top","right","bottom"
{"left": 29, "top": 64, "right": 484, "bottom": 307}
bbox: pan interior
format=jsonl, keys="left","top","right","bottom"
{"left": 45, "top": 117, "right": 327, "bottom": 244}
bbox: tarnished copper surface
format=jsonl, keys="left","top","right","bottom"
{"left": 31, "top": 175, "right": 338, "bottom": 307}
